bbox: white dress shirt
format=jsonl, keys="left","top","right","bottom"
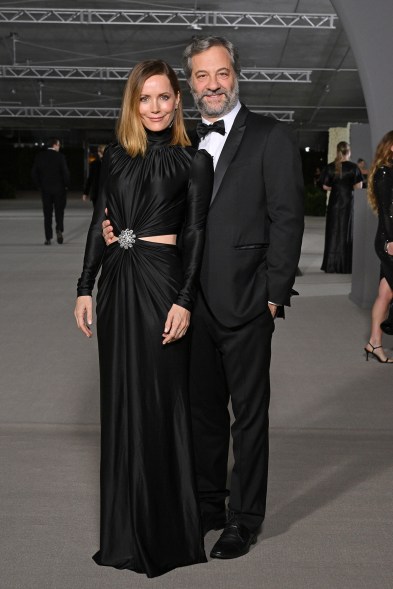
{"left": 198, "top": 101, "right": 241, "bottom": 169}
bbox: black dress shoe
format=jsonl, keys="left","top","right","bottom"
{"left": 202, "top": 512, "right": 226, "bottom": 535}
{"left": 56, "top": 230, "right": 63, "bottom": 244}
{"left": 210, "top": 522, "right": 257, "bottom": 559}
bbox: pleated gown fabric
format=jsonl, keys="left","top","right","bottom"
{"left": 321, "top": 161, "right": 363, "bottom": 273}
{"left": 77, "top": 128, "right": 213, "bottom": 577}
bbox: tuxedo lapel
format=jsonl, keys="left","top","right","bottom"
{"left": 211, "top": 105, "right": 248, "bottom": 204}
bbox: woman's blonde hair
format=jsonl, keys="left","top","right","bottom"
{"left": 368, "top": 130, "right": 393, "bottom": 212}
{"left": 116, "top": 60, "right": 190, "bottom": 157}
{"left": 334, "top": 141, "right": 350, "bottom": 177}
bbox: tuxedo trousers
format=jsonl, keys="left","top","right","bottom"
{"left": 189, "top": 292, "right": 274, "bottom": 532}
{"left": 41, "top": 190, "right": 66, "bottom": 240}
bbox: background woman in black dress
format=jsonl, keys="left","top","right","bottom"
{"left": 321, "top": 141, "right": 363, "bottom": 273}
{"left": 364, "top": 131, "right": 393, "bottom": 363}
{"left": 82, "top": 144, "right": 106, "bottom": 207}
{"left": 74, "top": 60, "right": 214, "bottom": 577}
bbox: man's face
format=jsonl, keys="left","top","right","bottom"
{"left": 189, "top": 45, "right": 239, "bottom": 122}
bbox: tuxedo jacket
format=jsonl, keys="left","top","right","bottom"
{"left": 191, "top": 105, "right": 304, "bottom": 328}
{"left": 32, "top": 149, "right": 70, "bottom": 193}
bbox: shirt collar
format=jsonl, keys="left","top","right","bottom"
{"left": 201, "top": 101, "right": 242, "bottom": 133}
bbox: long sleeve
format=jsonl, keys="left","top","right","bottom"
{"left": 77, "top": 148, "right": 110, "bottom": 296}
{"left": 175, "top": 149, "right": 214, "bottom": 310}
{"left": 262, "top": 122, "right": 305, "bottom": 306}
{"left": 61, "top": 153, "right": 70, "bottom": 187}
{"left": 31, "top": 156, "right": 40, "bottom": 188}
{"left": 375, "top": 166, "right": 393, "bottom": 242}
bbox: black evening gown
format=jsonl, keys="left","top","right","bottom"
{"left": 374, "top": 165, "right": 393, "bottom": 289}
{"left": 77, "top": 128, "right": 213, "bottom": 578}
{"left": 321, "top": 161, "right": 363, "bottom": 273}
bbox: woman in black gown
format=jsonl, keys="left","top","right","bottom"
{"left": 74, "top": 60, "right": 214, "bottom": 577}
{"left": 364, "top": 131, "right": 393, "bottom": 363}
{"left": 321, "top": 141, "right": 363, "bottom": 273}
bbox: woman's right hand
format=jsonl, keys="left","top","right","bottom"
{"left": 74, "top": 296, "right": 93, "bottom": 338}
{"left": 102, "top": 208, "right": 118, "bottom": 246}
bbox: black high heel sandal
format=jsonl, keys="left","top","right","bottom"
{"left": 364, "top": 342, "right": 393, "bottom": 363}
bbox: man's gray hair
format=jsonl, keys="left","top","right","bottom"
{"left": 182, "top": 36, "right": 241, "bottom": 80}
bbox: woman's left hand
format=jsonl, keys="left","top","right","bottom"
{"left": 162, "top": 304, "right": 191, "bottom": 345}
{"left": 74, "top": 295, "right": 93, "bottom": 338}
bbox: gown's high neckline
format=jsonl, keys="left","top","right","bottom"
{"left": 145, "top": 126, "right": 173, "bottom": 146}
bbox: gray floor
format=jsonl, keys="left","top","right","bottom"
{"left": 1, "top": 195, "right": 392, "bottom": 589}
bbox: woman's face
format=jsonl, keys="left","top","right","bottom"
{"left": 139, "top": 74, "right": 179, "bottom": 132}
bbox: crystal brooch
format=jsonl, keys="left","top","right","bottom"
{"left": 118, "top": 228, "right": 137, "bottom": 249}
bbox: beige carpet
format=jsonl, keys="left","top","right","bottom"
{"left": 1, "top": 197, "right": 392, "bottom": 589}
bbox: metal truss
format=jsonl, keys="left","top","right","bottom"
{"left": 251, "top": 110, "right": 294, "bottom": 122}
{"left": 0, "top": 65, "right": 312, "bottom": 84}
{"left": 183, "top": 106, "right": 295, "bottom": 123}
{"left": 240, "top": 69, "right": 311, "bottom": 83}
{"left": 184, "top": 109, "right": 294, "bottom": 122}
{"left": 0, "top": 105, "right": 294, "bottom": 122}
{"left": 0, "top": 8, "right": 336, "bottom": 29}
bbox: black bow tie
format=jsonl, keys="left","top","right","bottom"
{"left": 196, "top": 119, "right": 226, "bottom": 139}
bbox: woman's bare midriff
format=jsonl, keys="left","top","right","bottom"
{"left": 138, "top": 234, "right": 177, "bottom": 245}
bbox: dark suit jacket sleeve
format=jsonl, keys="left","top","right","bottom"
{"left": 31, "top": 155, "right": 40, "bottom": 188}
{"left": 263, "top": 123, "right": 304, "bottom": 306}
{"left": 61, "top": 154, "right": 70, "bottom": 187}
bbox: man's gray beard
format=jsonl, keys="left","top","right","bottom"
{"left": 191, "top": 79, "right": 239, "bottom": 118}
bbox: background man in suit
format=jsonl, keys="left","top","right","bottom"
{"left": 102, "top": 36, "right": 304, "bottom": 560}
{"left": 32, "top": 137, "right": 70, "bottom": 245}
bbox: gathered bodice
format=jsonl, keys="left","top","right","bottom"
{"left": 104, "top": 140, "right": 194, "bottom": 239}
{"left": 77, "top": 129, "right": 214, "bottom": 310}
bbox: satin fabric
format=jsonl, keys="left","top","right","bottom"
{"left": 77, "top": 128, "right": 213, "bottom": 577}
{"left": 374, "top": 165, "right": 393, "bottom": 289}
{"left": 321, "top": 161, "right": 363, "bottom": 273}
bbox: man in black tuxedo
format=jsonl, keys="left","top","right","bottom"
{"left": 32, "top": 137, "right": 70, "bottom": 245}
{"left": 102, "top": 37, "right": 304, "bottom": 560}
{"left": 182, "top": 36, "right": 304, "bottom": 559}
